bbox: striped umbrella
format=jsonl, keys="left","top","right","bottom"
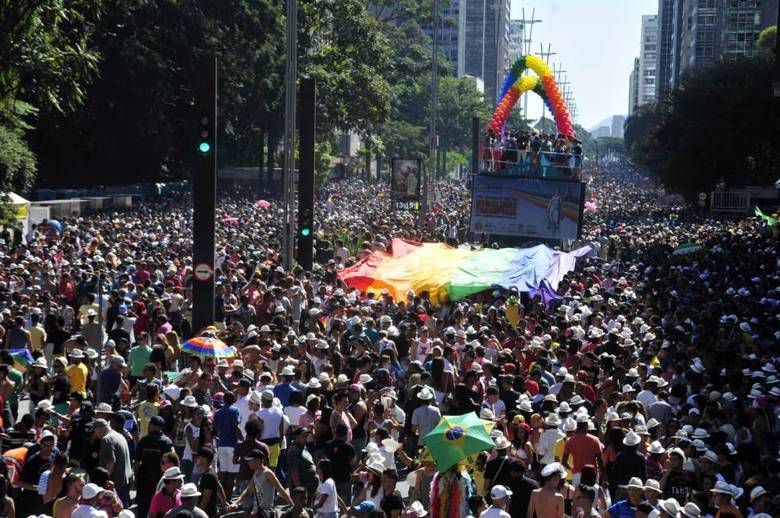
{"left": 181, "top": 335, "right": 236, "bottom": 358}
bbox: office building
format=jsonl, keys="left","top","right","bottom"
{"left": 639, "top": 15, "right": 659, "bottom": 106}
{"left": 722, "top": 0, "right": 778, "bottom": 60}
{"left": 462, "top": 0, "right": 512, "bottom": 105}
{"left": 611, "top": 115, "right": 626, "bottom": 138}
{"left": 628, "top": 57, "right": 640, "bottom": 115}
{"left": 591, "top": 126, "right": 612, "bottom": 139}
{"left": 656, "top": 0, "right": 676, "bottom": 101}
{"left": 508, "top": 19, "right": 524, "bottom": 63}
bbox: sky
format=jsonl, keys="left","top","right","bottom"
{"left": 509, "top": 0, "right": 658, "bottom": 129}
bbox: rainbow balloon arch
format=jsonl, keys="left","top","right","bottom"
{"left": 489, "top": 54, "right": 574, "bottom": 137}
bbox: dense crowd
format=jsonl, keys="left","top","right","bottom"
{"left": 482, "top": 130, "right": 583, "bottom": 175}
{"left": 0, "top": 164, "right": 777, "bottom": 518}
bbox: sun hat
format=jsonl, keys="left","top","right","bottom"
{"left": 680, "top": 502, "right": 701, "bottom": 518}
{"left": 517, "top": 400, "right": 533, "bottom": 412}
{"left": 692, "top": 427, "right": 710, "bottom": 439}
{"left": 710, "top": 480, "right": 734, "bottom": 495}
{"left": 417, "top": 387, "right": 434, "bottom": 400}
{"left": 657, "top": 498, "right": 681, "bottom": 516}
{"left": 479, "top": 407, "right": 495, "bottom": 420}
{"left": 545, "top": 414, "right": 561, "bottom": 427}
{"left": 622, "top": 477, "right": 645, "bottom": 491}
{"left": 70, "top": 348, "right": 85, "bottom": 359}
{"left": 563, "top": 418, "right": 577, "bottom": 432}
{"left": 635, "top": 424, "right": 649, "bottom": 435}
{"left": 623, "top": 430, "right": 641, "bottom": 446}
{"left": 249, "top": 391, "right": 263, "bottom": 404}
{"left": 307, "top": 378, "right": 321, "bottom": 389}
{"left": 644, "top": 479, "right": 662, "bottom": 493}
{"left": 494, "top": 435, "right": 511, "bottom": 450}
{"left": 366, "top": 459, "right": 385, "bottom": 473}
{"left": 406, "top": 501, "right": 428, "bottom": 517}
{"left": 261, "top": 389, "right": 274, "bottom": 400}
{"left": 381, "top": 438, "right": 402, "bottom": 453}
{"left": 490, "top": 485, "right": 513, "bottom": 500}
{"left": 180, "top": 395, "right": 198, "bottom": 408}
{"left": 646, "top": 418, "right": 660, "bottom": 429}
{"left": 751, "top": 485, "right": 768, "bottom": 501}
{"left": 541, "top": 462, "right": 565, "bottom": 478}
{"left": 180, "top": 482, "right": 201, "bottom": 498}
{"left": 359, "top": 373, "right": 373, "bottom": 384}
{"left": 163, "top": 466, "right": 186, "bottom": 480}
{"left": 32, "top": 357, "right": 48, "bottom": 369}
{"left": 701, "top": 450, "right": 719, "bottom": 464}
{"left": 281, "top": 365, "right": 295, "bottom": 377}
{"left": 648, "top": 441, "right": 665, "bottom": 454}
{"left": 96, "top": 403, "right": 113, "bottom": 413}
{"left": 82, "top": 482, "right": 102, "bottom": 499}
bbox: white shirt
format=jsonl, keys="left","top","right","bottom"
{"left": 236, "top": 395, "right": 251, "bottom": 432}
{"left": 258, "top": 406, "right": 284, "bottom": 440}
{"left": 316, "top": 478, "right": 338, "bottom": 514}
{"left": 537, "top": 428, "right": 564, "bottom": 465}
{"left": 636, "top": 390, "right": 657, "bottom": 412}
{"left": 284, "top": 406, "right": 306, "bottom": 426}
{"left": 480, "top": 506, "right": 511, "bottom": 518}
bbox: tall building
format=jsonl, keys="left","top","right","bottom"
{"left": 611, "top": 115, "right": 626, "bottom": 138}
{"left": 668, "top": 0, "right": 777, "bottom": 90}
{"left": 508, "top": 19, "right": 524, "bottom": 63}
{"left": 656, "top": 0, "right": 676, "bottom": 101}
{"left": 639, "top": 15, "right": 659, "bottom": 106}
{"left": 628, "top": 57, "right": 640, "bottom": 115}
{"left": 420, "top": 0, "right": 463, "bottom": 74}
{"left": 462, "top": 0, "right": 511, "bottom": 105}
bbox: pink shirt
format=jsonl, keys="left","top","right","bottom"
{"left": 149, "top": 488, "right": 181, "bottom": 516}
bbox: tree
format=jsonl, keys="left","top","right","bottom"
{"left": 631, "top": 56, "right": 780, "bottom": 200}
{"left": 0, "top": 0, "right": 101, "bottom": 191}
{"left": 756, "top": 25, "right": 777, "bottom": 51}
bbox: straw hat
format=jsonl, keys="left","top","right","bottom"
{"left": 622, "top": 477, "right": 645, "bottom": 491}
{"left": 623, "top": 430, "right": 641, "bottom": 446}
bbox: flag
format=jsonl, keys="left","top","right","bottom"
{"left": 754, "top": 206, "right": 777, "bottom": 225}
{"left": 9, "top": 349, "right": 33, "bottom": 373}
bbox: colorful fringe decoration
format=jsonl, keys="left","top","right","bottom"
{"left": 430, "top": 469, "right": 471, "bottom": 518}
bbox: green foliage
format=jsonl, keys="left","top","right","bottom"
{"left": 756, "top": 26, "right": 777, "bottom": 51}
{"left": 0, "top": 124, "right": 37, "bottom": 193}
{"left": 627, "top": 56, "right": 780, "bottom": 200}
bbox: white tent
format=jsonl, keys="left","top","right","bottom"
{"left": 1, "top": 192, "right": 31, "bottom": 241}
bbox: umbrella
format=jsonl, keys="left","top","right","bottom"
{"left": 673, "top": 243, "right": 702, "bottom": 256}
{"left": 584, "top": 201, "right": 598, "bottom": 214}
{"left": 47, "top": 219, "right": 63, "bottom": 234}
{"left": 181, "top": 335, "right": 236, "bottom": 358}
{"left": 255, "top": 200, "right": 272, "bottom": 208}
{"left": 422, "top": 412, "right": 495, "bottom": 472}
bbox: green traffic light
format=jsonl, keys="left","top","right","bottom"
{"left": 301, "top": 228, "right": 311, "bottom": 237}
{"left": 198, "top": 141, "right": 211, "bottom": 154}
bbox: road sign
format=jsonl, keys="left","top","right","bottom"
{"left": 194, "top": 262, "right": 213, "bottom": 282}
{"left": 698, "top": 192, "right": 707, "bottom": 201}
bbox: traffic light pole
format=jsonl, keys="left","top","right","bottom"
{"left": 297, "top": 78, "right": 316, "bottom": 270}
{"left": 282, "top": 0, "right": 298, "bottom": 270}
{"left": 192, "top": 55, "right": 217, "bottom": 334}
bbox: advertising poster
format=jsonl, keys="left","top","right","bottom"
{"left": 470, "top": 175, "right": 585, "bottom": 240}
{"left": 391, "top": 159, "right": 421, "bottom": 201}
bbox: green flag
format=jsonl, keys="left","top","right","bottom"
{"left": 755, "top": 206, "right": 777, "bottom": 225}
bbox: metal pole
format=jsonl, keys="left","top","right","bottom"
{"left": 282, "top": 0, "right": 298, "bottom": 270}
{"left": 422, "top": 0, "right": 440, "bottom": 227}
{"left": 481, "top": 0, "right": 487, "bottom": 82}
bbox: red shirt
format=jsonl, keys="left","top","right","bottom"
{"left": 563, "top": 433, "right": 603, "bottom": 474}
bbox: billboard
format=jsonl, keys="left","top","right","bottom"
{"left": 470, "top": 175, "right": 585, "bottom": 240}
{"left": 391, "top": 159, "right": 421, "bottom": 201}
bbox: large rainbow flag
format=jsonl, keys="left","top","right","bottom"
{"left": 338, "top": 239, "right": 591, "bottom": 304}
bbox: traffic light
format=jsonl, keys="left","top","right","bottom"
{"left": 197, "top": 114, "right": 212, "bottom": 155}
{"left": 298, "top": 207, "right": 313, "bottom": 238}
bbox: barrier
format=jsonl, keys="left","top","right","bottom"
{"left": 480, "top": 147, "right": 582, "bottom": 179}
{"left": 710, "top": 191, "right": 750, "bottom": 213}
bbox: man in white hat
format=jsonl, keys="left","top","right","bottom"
{"left": 149, "top": 466, "right": 185, "bottom": 518}
{"left": 607, "top": 477, "right": 645, "bottom": 517}
{"left": 710, "top": 480, "right": 740, "bottom": 517}
{"left": 256, "top": 389, "right": 284, "bottom": 469}
{"left": 527, "top": 463, "right": 565, "bottom": 518}
{"left": 608, "top": 431, "right": 646, "bottom": 498}
{"left": 163, "top": 482, "right": 207, "bottom": 518}
{"left": 562, "top": 414, "right": 604, "bottom": 487}
{"left": 411, "top": 387, "right": 441, "bottom": 441}
{"left": 482, "top": 485, "right": 512, "bottom": 518}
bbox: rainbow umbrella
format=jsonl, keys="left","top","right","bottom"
{"left": 181, "top": 336, "right": 235, "bottom": 358}
{"left": 9, "top": 349, "right": 33, "bottom": 373}
{"left": 422, "top": 412, "right": 495, "bottom": 472}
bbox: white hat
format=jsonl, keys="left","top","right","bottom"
{"left": 417, "top": 387, "right": 434, "bottom": 400}
{"left": 180, "top": 395, "right": 198, "bottom": 408}
{"left": 479, "top": 407, "right": 495, "bottom": 420}
{"left": 557, "top": 402, "right": 571, "bottom": 414}
{"left": 70, "top": 348, "right": 85, "bottom": 359}
{"left": 680, "top": 502, "right": 701, "bottom": 518}
{"left": 563, "top": 418, "right": 577, "bottom": 432}
{"left": 249, "top": 391, "right": 263, "bottom": 404}
{"left": 751, "top": 485, "right": 768, "bottom": 501}
{"left": 118, "top": 511, "right": 136, "bottom": 518}
{"left": 232, "top": 359, "right": 245, "bottom": 369}
{"left": 490, "top": 485, "right": 513, "bottom": 500}
{"left": 648, "top": 440, "right": 665, "bottom": 454}
{"left": 623, "top": 477, "right": 645, "bottom": 491}
{"left": 358, "top": 373, "right": 373, "bottom": 384}
{"left": 366, "top": 459, "right": 385, "bottom": 473}
{"left": 281, "top": 365, "right": 295, "bottom": 377}
{"left": 73, "top": 507, "right": 108, "bottom": 518}
{"left": 646, "top": 418, "right": 660, "bottom": 429}
{"left": 622, "top": 430, "right": 640, "bottom": 446}
{"left": 163, "top": 466, "right": 186, "bottom": 480}
{"left": 644, "top": 479, "right": 662, "bottom": 493}
{"left": 692, "top": 427, "right": 709, "bottom": 439}
{"left": 517, "top": 400, "right": 533, "bottom": 413}
{"left": 82, "top": 482, "right": 102, "bottom": 499}
{"left": 163, "top": 385, "right": 182, "bottom": 400}
{"left": 315, "top": 340, "right": 330, "bottom": 350}
{"left": 307, "top": 378, "right": 321, "bottom": 389}
{"left": 622, "top": 384, "right": 636, "bottom": 393}
{"left": 540, "top": 462, "right": 565, "bottom": 478}
{"left": 710, "top": 480, "right": 734, "bottom": 495}
{"left": 181, "top": 482, "right": 201, "bottom": 498}
{"left": 545, "top": 414, "right": 561, "bottom": 427}
{"left": 32, "top": 357, "right": 48, "bottom": 369}
{"left": 657, "top": 498, "right": 681, "bottom": 516}
{"left": 381, "top": 438, "right": 402, "bottom": 453}
{"left": 96, "top": 402, "right": 113, "bottom": 413}
{"left": 407, "top": 501, "right": 428, "bottom": 517}
{"left": 217, "top": 358, "right": 229, "bottom": 368}
{"left": 494, "top": 435, "right": 511, "bottom": 450}
{"left": 701, "top": 450, "right": 719, "bottom": 464}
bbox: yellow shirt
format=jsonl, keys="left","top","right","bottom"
{"left": 67, "top": 363, "right": 89, "bottom": 396}
{"left": 137, "top": 400, "right": 160, "bottom": 439}
{"left": 29, "top": 325, "right": 46, "bottom": 351}
{"left": 555, "top": 437, "right": 573, "bottom": 480}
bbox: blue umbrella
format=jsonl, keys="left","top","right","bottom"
{"left": 47, "top": 219, "right": 63, "bottom": 234}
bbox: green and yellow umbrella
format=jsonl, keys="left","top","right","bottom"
{"left": 421, "top": 412, "right": 495, "bottom": 472}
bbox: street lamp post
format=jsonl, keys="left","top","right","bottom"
{"left": 282, "top": 0, "right": 298, "bottom": 270}
{"left": 421, "top": 0, "right": 440, "bottom": 227}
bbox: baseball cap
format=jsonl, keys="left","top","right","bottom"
{"left": 82, "top": 482, "right": 102, "bottom": 499}
{"left": 491, "top": 485, "right": 513, "bottom": 500}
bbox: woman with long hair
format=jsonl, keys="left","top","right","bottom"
{"left": 430, "top": 357, "right": 454, "bottom": 410}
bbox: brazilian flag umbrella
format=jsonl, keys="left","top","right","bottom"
{"left": 421, "top": 412, "right": 495, "bottom": 472}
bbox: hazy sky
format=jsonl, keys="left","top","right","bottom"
{"left": 509, "top": 0, "right": 658, "bottom": 129}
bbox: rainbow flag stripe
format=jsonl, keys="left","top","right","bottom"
{"left": 338, "top": 239, "right": 591, "bottom": 304}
